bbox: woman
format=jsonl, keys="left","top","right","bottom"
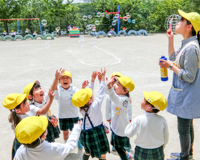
{"left": 159, "top": 10, "right": 200, "bottom": 160}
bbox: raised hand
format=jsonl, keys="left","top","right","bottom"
{"left": 106, "top": 76, "right": 115, "bottom": 89}
{"left": 55, "top": 68, "right": 65, "bottom": 80}
{"left": 91, "top": 71, "right": 98, "bottom": 82}
{"left": 48, "top": 88, "right": 55, "bottom": 100}
{"left": 82, "top": 80, "right": 89, "bottom": 89}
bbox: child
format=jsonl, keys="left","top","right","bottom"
{"left": 33, "top": 31, "right": 37, "bottom": 37}
{"left": 25, "top": 28, "right": 29, "bottom": 35}
{"left": 3, "top": 30, "right": 7, "bottom": 36}
{"left": 14, "top": 115, "right": 82, "bottom": 160}
{"left": 159, "top": 10, "right": 200, "bottom": 160}
{"left": 72, "top": 68, "right": 110, "bottom": 160}
{"left": 106, "top": 75, "right": 134, "bottom": 160}
{"left": 23, "top": 80, "right": 60, "bottom": 143}
{"left": 11, "top": 30, "right": 16, "bottom": 38}
{"left": 2, "top": 91, "right": 54, "bottom": 159}
{"left": 105, "top": 72, "right": 132, "bottom": 154}
{"left": 125, "top": 91, "right": 169, "bottom": 160}
{"left": 51, "top": 69, "right": 83, "bottom": 149}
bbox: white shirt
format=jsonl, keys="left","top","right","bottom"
{"left": 25, "top": 30, "right": 29, "bottom": 33}
{"left": 81, "top": 81, "right": 105, "bottom": 130}
{"left": 54, "top": 85, "right": 79, "bottom": 119}
{"left": 108, "top": 88, "right": 130, "bottom": 137}
{"left": 33, "top": 93, "right": 49, "bottom": 117}
{"left": 105, "top": 95, "right": 132, "bottom": 121}
{"left": 14, "top": 124, "right": 81, "bottom": 160}
{"left": 125, "top": 112, "right": 169, "bottom": 149}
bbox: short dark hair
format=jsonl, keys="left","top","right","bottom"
{"left": 23, "top": 131, "right": 46, "bottom": 148}
{"left": 145, "top": 99, "right": 160, "bottom": 113}
{"left": 80, "top": 102, "right": 90, "bottom": 113}
{"left": 29, "top": 83, "right": 41, "bottom": 97}
{"left": 123, "top": 86, "right": 130, "bottom": 97}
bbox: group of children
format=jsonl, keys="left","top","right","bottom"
{"left": 3, "top": 67, "right": 169, "bottom": 160}
{"left": 2, "top": 29, "right": 37, "bottom": 38}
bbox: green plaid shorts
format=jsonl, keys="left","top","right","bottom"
{"left": 80, "top": 124, "right": 110, "bottom": 158}
{"left": 111, "top": 130, "right": 130, "bottom": 148}
{"left": 59, "top": 117, "right": 79, "bottom": 131}
{"left": 134, "top": 145, "right": 164, "bottom": 160}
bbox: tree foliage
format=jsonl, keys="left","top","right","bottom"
{"left": 0, "top": 0, "right": 199, "bottom": 33}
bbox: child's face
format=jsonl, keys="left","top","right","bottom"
{"left": 19, "top": 100, "right": 30, "bottom": 114}
{"left": 59, "top": 76, "right": 72, "bottom": 89}
{"left": 33, "top": 87, "right": 44, "bottom": 103}
{"left": 113, "top": 80, "right": 126, "bottom": 95}
{"left": 175, "top": 18, "right": 189, "bottom": 35}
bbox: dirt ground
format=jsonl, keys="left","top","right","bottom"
{"left": 0, "top": 34, "right": 200, "bottom": 160}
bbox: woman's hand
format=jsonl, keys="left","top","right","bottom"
{"left": 159, "top": 59, "right": 172, "bottom": 69}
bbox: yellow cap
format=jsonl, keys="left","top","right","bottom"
{"left": 143, "top": 91, "right": 167, "bottom": 111}
{"left": 116, "top": 76, "right": 135, "bottom": 92}
{"left": 110, "top": 72, "right": 123, "bottom": 78}
{"left": 72, "top": 88, "right": 92, "bottom": 107}
{"left": 11, "top": 30, "right": 14, "bottom": 32}
{"left": 15, "top": 116, "right": 48, "bottom": 144}
{"left": 23, "top": 80, "right": 40, "bottom": 99}
{"left": 4, "top": 30, "right": 6, "bottom": 32}
{"left": 178, "top": 9, "right": 200, "bottom": 34}
{"left": 2, "top": 93, "right": 26, "bottom": 110}
{"left": 34, "top": 31, "right": 36, "bottom": 33}
{"left": 62, "top": 71, "right": 72, "bottom": 78}
{"left": 26, "top": 28, "right": 28, "bottom": 30}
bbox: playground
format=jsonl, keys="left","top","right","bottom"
{"left": 0, "top": 34, "right": 200, "bottom": 160}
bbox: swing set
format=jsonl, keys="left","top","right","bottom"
{"left": 0, "top": 18, "right": 43, "bottom": 35}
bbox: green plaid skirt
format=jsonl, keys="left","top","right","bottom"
{"left": 12, "top": 138, "right": 21, "bottom": 159}
{"left": 134, "top": 145, "right": 164, "bottom": 160}
{"left": 80, "top": 124, "right": 110, "bottom": 158}
{"left": 46, "top": 120, "right": 60, "bottom": 142}
{"left": 111, "top": 130, "right": 130, "bottom": 148}
{"left": 59, "top": 117, "right": 79, "bottom": 131}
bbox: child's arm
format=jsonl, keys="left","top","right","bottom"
{"left": 105, "top": 95, "right": 111, "bottom": 123}
{"left": 88, "top": 71, "right": 98, "bottom": 91}
{"left": 106, "top": 77, "right": 129, "bottom": 110}
{"left": 36, "top": 89, "right": 55, "bottom": 115}
{"left": 51, "top": 68, "right": 65, "bottom": 91}
{"left": 128, "top": 98, "right": 132, "bottom": 122}
{"left": 167, "top": 28, "right": 175, "bottom": 57}
{"left": 163, "top": 118, "right": 169, "bottom": 148}
{"left": 82, "top": 80, "right": 89, "bottom": 89}
{"left": 124, "top": 117, "right": 139, "bottom": 138}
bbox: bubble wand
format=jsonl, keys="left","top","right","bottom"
{"left": 169, "top": 18, "right": 173, "bottom": 29}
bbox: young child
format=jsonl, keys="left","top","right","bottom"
{"left": 105, "top": 72, "right": 132, "bottom": 154}
{"left": 125, "top": 91, "right": 169, "bottom": 160}
{"left": 72, "top": 68, "right": 110, "bottom": 160}
{"left": 25, "top": 28, "right": 29, "bottom": 35}
{"left": 11, "top": 30, "right": 16, "bottom": 38}
{"left": 106, "top": 75, "right": 134, "bottom": 160}
{"left": 23, "top": 80, "right": 60, "bottom": 143}
{"left": 14, "top": 115, "right": 82, "bottom": 160}
{"left": 51, "top": 69, "right": 83, "bottom": 149}
{"left": 33, "top": 31, "right": 37, "bottom": 37}
{"left": 2, "top": 91, "right": 54, "bottom": 159}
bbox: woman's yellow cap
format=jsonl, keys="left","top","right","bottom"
{"left": 116, "top": 76, "right": 135, "bottom": 92}
{"left": 72, "top": 88, "right": 92, "bottom": 107}
{"left": 178, "top": 9, "right": 200, "bottom": 34}
{"left": 15, "top": 116, "right": 48, "bottom": 144}
{"left": 2, "top": 93, "right": 26, "bottom": 110}
{"left": 143, "top": 91, "right": 167, "bottom": 111}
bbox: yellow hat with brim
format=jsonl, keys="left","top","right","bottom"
{"left": 3, "top": 93, "right": 27, "bottom": 110}
{"left": 178, "top": 9, "right": 200, "bottom": 34}
{"left": 143, "top": 91, "right": 167, "bottom": 111}
{"left": 15, "top": 116, "right": 48, "bottom": 144}
{"left": 110, "top": 72, "right": 123, "bottom": 78}
{"left": 23, "top": 80, "right": 40, "bottom": 99}
{"left": 116, "top": 76, "right": 135, "bottom": 92}
{"left": 62, "top": 71, "right": 72, "bottom": 79}
{"left": 11, "top": 30, "right": 14, "bottom": 32}
{"left": 72, "top": 88, "right": 92, "bottom": 108}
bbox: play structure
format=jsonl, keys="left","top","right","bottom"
{"left": 0, "top": 18, "right": 55, "bottom": 41}
{"left": 82, "top": 5, "right": 148, "bottom": 38}
{"left": 69, "top": 26, "right": 80, "bottom": 38}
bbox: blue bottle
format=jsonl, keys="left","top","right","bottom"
{"left": 160, "top": 56, "right": 168, "bottom": 81}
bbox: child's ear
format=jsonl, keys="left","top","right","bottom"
{"left": 28, "top": 95, "right": 33, "bottom": 100}
{"left": 15, "top": 109, "right": 21, "bottom": 114}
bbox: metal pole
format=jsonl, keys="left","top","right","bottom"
{"left": 17, "top": 20, "right": 20, "bottom": 34}
{"left": 38, "top": 20, "right": 43, "bottom": 35}
{"left": 117, "top": 5, "right": 120, "bottom": 33}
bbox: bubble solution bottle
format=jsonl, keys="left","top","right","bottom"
{"left": 160, "top": 56, "right": 168, "bottom": 81}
